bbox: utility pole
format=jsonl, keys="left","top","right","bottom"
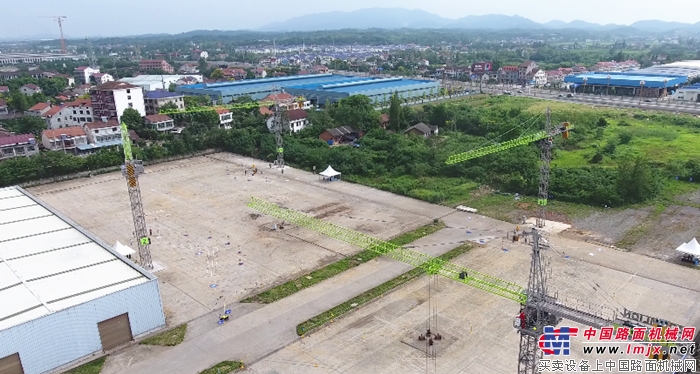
{"left": 86, "top": 37, "right": 97, "bottom": 67}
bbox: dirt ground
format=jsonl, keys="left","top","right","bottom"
{"left": 28, "top": 152, "right": 451, "bottom": 326}
{"left": 628, "top": 205, "right": 700, "bottom": 260}
{"left": 570, "top": 207, "right": 653, "bottom": 244}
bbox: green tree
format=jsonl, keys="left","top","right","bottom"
{"left": 616, "top": 156, "right": 661, "bottom": 204}
{"left": 210, "top": 68, "right": 224, "bottom": 80}
{"left": 1, "top": 116, "right": 47, "bottom": 137}
{"left": 329, "top": 95, "right": 378, "bottom": 132}
{"left": 245, "top": 70, "right": 256, "bottom": 79}
{"left": 159, "top": 102, "right": 178, "bottom": 112}
{"left": 8, "top": 92, "right": 29, "bottom": 112}
{"left": 388, "top": 92, "right": 402, "bottom": 132}
{"left": 168, "top": 82, "right": 177, "bottom": 92}
{"left": 121, "top": 108, "right": 143, "bottom": 129}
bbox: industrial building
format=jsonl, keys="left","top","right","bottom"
{"left": 0, "top": 186, "right": 165, "bottom": 374}
{"left": 563, "top": 72, "right": 687, "bottom": 98}
{"left": 634, "top": 60, "right": 700, "bottom": 80}
{"left": 175, "top": 74, "right": 440, "bottom": 105}
{"left": 0, "top": 53, "right": 87, "bottom": 65}
{"left": 285, "top": 76, "right": 440, "bottom": 106}
{"left": 119, "top": 75, "right": 204, "bottom": 91}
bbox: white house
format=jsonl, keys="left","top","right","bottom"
{"left": 91, "top": 73, "right": 114, "bottom": 85}
{"left": 74, "top": 66, "right": 100, "bottom": 85}
{"left": 215, "top": 108, "right": 233, "bottom": 129}
{"left": 0, "top": 99, "right": 8, "bottom": 115}
{"left": 83, "top": 119, "right": 123, "bottom": 148}
{"left": 144, "top": 114, "right": 175, "bottom": 132}
{"left": 19, "top": 84, "right": 42, "bottom": 96}
{"left": 533, "top": 69, "right": 548, "bottom": 86}
{"left": 0, "top": 134, "right": 38, "bottom": 159}
{"left": 266, "top": 109, "right": 310, "bottom": 133}
{"left": 43, "top": 99, "right": 94, "bottom": 129}
{"left": 41, "top": 127, "right": 88, "bottom": 154}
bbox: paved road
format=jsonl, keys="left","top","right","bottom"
{"left": 102, "top": 210, "right": 500, "bottom": 374}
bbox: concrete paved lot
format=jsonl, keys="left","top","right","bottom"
{"left": 27, "top": 153, "right": 700, "bottom": 373}
{"left": 248, "top": 217, "right": 700, "bottom": 374}
{"left": 28, "top": 153, "right": 451, "bottom": 326}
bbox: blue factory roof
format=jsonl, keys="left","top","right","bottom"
{"left": 178, "top": 74, "right": 360, "bottom": 92}
{"left": 286, "top": 77, "right": 437, "bottom": 94}
{"left": 144, "top": 91, "right": 184, "bottom": 99}
{"left": 564, "top": 72, "right": 687, "bottom": 88}
{"left": 684, "top": 83, "right": 700, "bottom": 90}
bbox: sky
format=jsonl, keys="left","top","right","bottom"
{"left": 1, "top": 0, "right": 698, "bottom": 39}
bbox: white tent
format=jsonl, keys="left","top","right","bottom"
{"left": 319, "top": 165, "right": 341, "bottom": 179}
{"left": 114, "top": 240, "right": 136, "bottom": 257}
{"left": 675, "top": 238, "right": 700, "bottom": 257}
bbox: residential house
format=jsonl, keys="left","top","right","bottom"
{"left": 42, "top": 127, "right": 88, "bottom": 154}
{"left": 546, "top": 70, "right": 565, "bottom": 84}
{"left": 532, "top": 69, "right": 547, "bottom": 86}
{"left": 144, "top": 114, "right": 175, "bottom": 132}
{"left": 44, "top": 99, "right": 94, "bottom": 129}
{"left": 91, "top": 73, "right": 114, "bottom": 85}
{"left": 519, "top": 61, "right": 538, "bottom": 84}
{"left": 144, "top": 91, "right": 184, "bottom": 115}
{"left": 259, "top": 107, "right": 274, "bottom": 117}
{"left": 404, "top": 123, "right": 438, "bottom": 138}
{"left": 0, "top": 71, "right": 43, "bottom": 80}
{"left": 72, "top": 84, "right": 93, "bottom": 97}
{"left": 20, "top": 84, "right": 42, "bottom": 96}
{"left": 312, "top": 65, "right": 329, "bottom": 74}
{"left": 139, "top": 60, "right": 175, "bottom": 73}
{"left": 179, "top": 63, "right": 199, "bottom": 74}
{"left": 83, "top": 119, "right": 123, "bottom": 151}
{"left": 215, "top": 108, "right": 233, "bottom": 129}
{"left": 572, "top": 65, "right": 588, "bottom": 73}
{"left": 26, "top": 102, "right": 52, "bottom": 117}
{"left": 0, "top": 134, "right": 38, "bottom": 159}
{"left": 222, "top": 68, "right": 246, "bottom": 80}
{"left": 0, "top": 86, "right": 8, "bottom": 94}
{"left": 266, "top": 109, "right": 310, "bottom": 133}
{"left": 254, "top": 68, "right": 267, "bottom": 78}
{"left": 91, "top": 81, "right": 146, "bottom": 121}
{"left": 380, "top": 113, "right": 389, "bottom": 129}
{"left": 0, "top": 99, "right": 8, "bottom": 115}
{"left": 175, "top": 76, "right": 199, "bottom": 86}
{"left": 260, "top": 92, "right": 311, "bottom": 110}
{"left": 74, "top": 66, "right": 100, "bottom": 85}
{"left": 498, "top": 66, "right": 520, "bottom": 84}
{"left": 558, "top": 67, "right": 573, "bottom": 76}
{"left": 41, "top": 72, "right": 75, "bottom": 86}
{"left": 319, "top": 126, "right": 363, "bottom": 144}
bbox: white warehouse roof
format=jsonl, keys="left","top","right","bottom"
{"left": 119, "top": 74, "right": 203, "bottom": 91}
{"left": 0, "top": 186, "right": 152, "bottom": 331}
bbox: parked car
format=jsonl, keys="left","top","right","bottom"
{"left": 567, "top": 93, "right": 575, "bottom": 98}
{"left": 517, "top": 90, "right": 524, "bottom": 93}
{"left": 558, "top": 94, "right": 564, "bottom": 97}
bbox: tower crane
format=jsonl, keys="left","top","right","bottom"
{"left": 119, "top": 122, "right": 152, "bottom": 269}
{"left": 40, "top": 16, "right": 67, "bottom": 53}
{"left": 247, "top": 108, "right": 686, "bottom": 372}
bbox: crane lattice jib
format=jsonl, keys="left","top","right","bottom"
{"left": 445, "top": 124, "right": 572, "bottom": 165}
{"left": 120, "top": 121, "right": 133, "bottom": 161}
{"left": 158, "top": 100, "right": 276, "bottom": 115}
{"left": 248, "top": 197, "right": 527, "bottom": 303}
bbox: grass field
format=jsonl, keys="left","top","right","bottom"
{"left": 140, "top": 324, "right": 187, "bottom": 346}
{"left": 63, "top": 357, "right": 105, "bottom": 374}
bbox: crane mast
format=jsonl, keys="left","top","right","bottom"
{"left": 120, "top": 122, "right": 152, "bottom": 269}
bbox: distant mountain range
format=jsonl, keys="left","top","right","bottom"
{"left": 259, "top": 8, "right": 700, "bottom": 33}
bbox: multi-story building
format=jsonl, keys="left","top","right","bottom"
{"left": 144, "top": 91, "right": 184, "bottom": 115}
{"left": 139, "top": 60, "right": 175, "bottom": 74}
{"left": 498, "top": 66, "right": 520, "bottom": 84}
{"left": 144, "top": 114, "right": 175, "bottom": 132}
{"left": 0, "top": 134, "right": 38, "bottom": 160}
{"left": 83, "top": 119, "right": 123, "bottom": 149}
{"left": 532, "top": 69, "right": 547, "bottom": 86}
{"left": 74, "top": 66, "right": 100, "bottom": 85}
{"left": 519, "top": 61, "right": 538, "bottom": 84}
{"left": 43, "top": 99, "right": 94, "bottom": 129}
{"left": 222, "top": 68, "right": 246, "bottom": 80}
{"left": 41, "top": 127, "right": 88, "bottom": 154}
{"left": 90, "top": 81, "right": 146, "bottom": 121}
